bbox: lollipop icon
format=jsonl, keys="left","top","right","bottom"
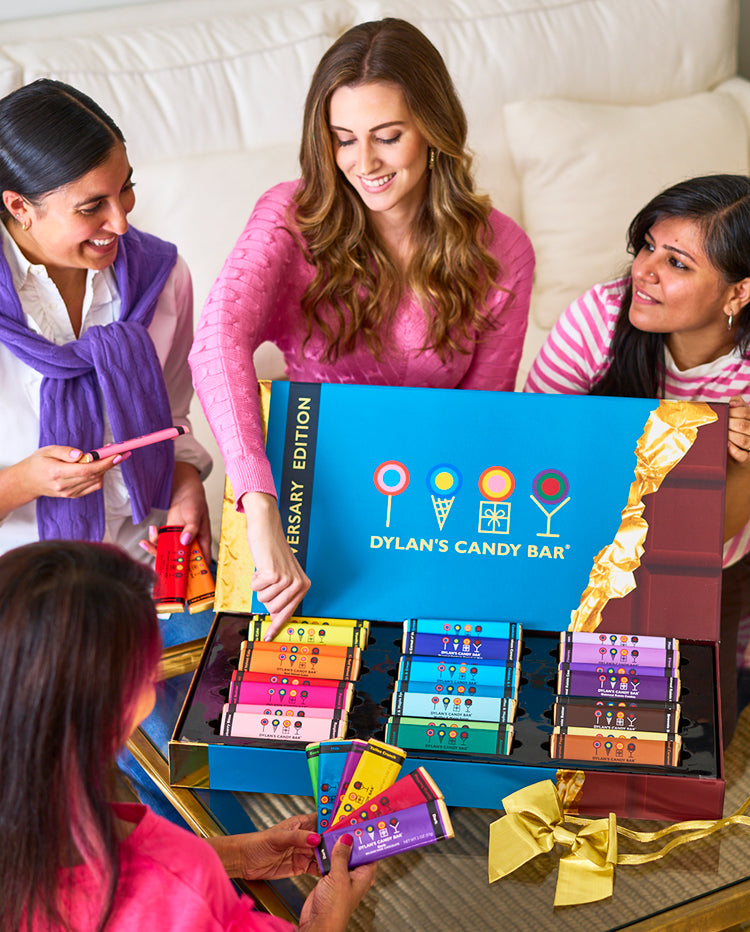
{"left": 530, "top": 468, "right": 570, "bottom": 537}
{"left": 373, "top": 460, "right": 410, "bottom": 527}
{"left": 426, "top": 464, "right": 462, "bottom": 530}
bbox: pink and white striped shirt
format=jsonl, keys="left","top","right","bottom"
{"left": 524, "top": 278, "right": 750, "bottom": 566}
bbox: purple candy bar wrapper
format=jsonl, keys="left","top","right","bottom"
{"left": 315, "top": 798, "right": 453, "bottom": 872}
{"left": 559, "top": 659, "right": 678, "bottom": 678}
{"left": 557, "top": 668, "right": 680, "bottom": 702}
{"left": 330, "top": 741, "right": 368, "bottom": 819}
{"left": 401, "top": 631, "right": 518, "bottom": 663}
{"left": 560, "top": 642, "right": 678, "bottom": 668}
{"left": 561, "top": 632, "right": 678, "bottom": 651}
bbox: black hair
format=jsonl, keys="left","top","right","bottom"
{"left": 0, "top": 541, "right": 160, "bottom": 932}
{"left": 591, "top": 174, "right": 750, "bottom": 397}
{"left": 0, "top": 78, "right": 124, "bottom": 212}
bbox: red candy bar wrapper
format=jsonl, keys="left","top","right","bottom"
{"left": 316, "top": 798, "right": 454, "bottom": 873}
{"left": 153, "top": 526, "right": 188, "bottom": 612}
{"left": 329, "top": 766, "right": 443, "bottom": 831}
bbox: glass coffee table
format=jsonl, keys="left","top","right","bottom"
{"left": 130, "top": 637, "right": 750, "bottom": 932}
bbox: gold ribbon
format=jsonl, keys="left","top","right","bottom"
{"left": 569, "top": 401, "right": 716, "bottom": 632}
{"left": 488, "top": 779, "right": 750, "bottom": 907}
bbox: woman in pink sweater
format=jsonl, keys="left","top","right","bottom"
{"left": 189, "top": 18, "right": 535, "bottom": 635}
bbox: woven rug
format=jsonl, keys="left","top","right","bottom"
{"left": 242, "top": 703, "right": 750, "bottom": 931}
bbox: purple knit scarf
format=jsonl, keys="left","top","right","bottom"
{"left": 0, "top": 226, "right": 178, "bottom": 540}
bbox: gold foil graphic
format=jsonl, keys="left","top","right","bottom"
{"left": 556, "top": 769, "right": 586, "bottom": 814}
{"left": 214, "top": 381, "right": 271, "bottom": 612}
{"left": 569, "top": 401, "right": 717, "bottom": 632}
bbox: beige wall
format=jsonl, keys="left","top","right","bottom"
{"left": 739, "top": 0, "right": 750, "bottom": 76}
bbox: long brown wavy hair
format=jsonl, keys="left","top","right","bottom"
{"left": 294, "top": 18, "right": 502, "bottom": 362}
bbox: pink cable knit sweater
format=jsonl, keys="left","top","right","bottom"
{"left": 189, "top": 181, "right": 535, "bottom": 501}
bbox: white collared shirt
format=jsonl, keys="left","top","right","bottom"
{"left": 0, "top": 220, "right": 211, "bottom": 560}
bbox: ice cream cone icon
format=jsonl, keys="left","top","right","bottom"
{"left": 427, "top": 464, "right": 461, "bottom": 530}
{"left": 431, "top": 495, "right": 454, "bottom": 530}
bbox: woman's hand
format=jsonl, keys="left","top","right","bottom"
{"left": 724, "top": 396, "right": 750, "bottom": 541}
{"left": 140, "top": 461, "right": 211, "bottom": 560}
{"left": 298, "top": 835, "right": 377, "bottom": 932}
{"left": 241, "top": 491, "right": 311, "bottom": 638}
{"left": 0, "top": 445, "right": 124, "bottom": 520}
{"left": 728, "top": 395, "right": 750, "bottom": 463}
{"left": 165, "top": 461, "right": 211, "bottom": 559}
{"left": 207, "top": 813, "right": 320, "bottom": 880}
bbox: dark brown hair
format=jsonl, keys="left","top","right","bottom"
{"left": 0, "top": 541, "right": 160, "bottom": 932}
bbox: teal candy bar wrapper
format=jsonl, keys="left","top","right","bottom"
{"left": 404, "top": 618, "right": 521, "bottom": 640}
{"left": 384, "top": 716, "right": 514, "bottom": 756}
{"left": 395, "top": 673, "right": 521, "bottom": 700}
{"left": 391, "top": 690, "right": 516, "bottom": 723}
{"left": 316, "top": 798, "right": 453, "bottom": 872}
{"left": 398, "top": 655, "right": 520, "bottom": 692}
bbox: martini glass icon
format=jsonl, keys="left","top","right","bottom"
{"left": 530, "top": 469, "right": 570, "bottom": 537}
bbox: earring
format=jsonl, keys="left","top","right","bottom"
{"left": 17, "top": 216, "right": 29, "bottom": 232}
{"left": 429, "top": 148, "right": 436, "bottom": 170}
{"left": 728, "top": 313, "right": 734, "bottom": 330}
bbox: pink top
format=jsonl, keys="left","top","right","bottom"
{"left": 189, "top": 181, "right": 534, "bottom": 502}
{"left": 44, "top": 803, "right": 293, "bottom": 932}
{"left": 524, "top": 278, "right": 750, "bottom": 565}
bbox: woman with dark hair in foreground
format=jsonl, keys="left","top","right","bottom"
{"left": 0, "top": 541, "right": 375, "bottom": 932}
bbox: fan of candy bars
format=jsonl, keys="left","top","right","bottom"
{"left": 306, "top": 737, "right": 453, "bottom": 872}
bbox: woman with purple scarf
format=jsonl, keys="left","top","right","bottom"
{"left": 0, "top": 79, "right": 211, "bottom": 561}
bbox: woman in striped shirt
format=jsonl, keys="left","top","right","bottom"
{"left": 525, "top": 173, "right": 750, "bottom": 744}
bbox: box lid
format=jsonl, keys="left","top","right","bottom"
{"left": 217, "top": 383, "right": 725, "bottom": 641}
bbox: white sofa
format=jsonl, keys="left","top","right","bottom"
{"left": 2, "top": 0, "right": 749, "bottom": 548}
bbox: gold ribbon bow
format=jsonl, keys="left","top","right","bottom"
{"left": 488, "top": 779, "right": 750, "bottom": 907}
{"left": 488, "top": 780, "right": 616, "bottom": 906}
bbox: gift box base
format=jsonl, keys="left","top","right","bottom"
{"left": 169, "top": 612, "right": 724, "bottom": 819}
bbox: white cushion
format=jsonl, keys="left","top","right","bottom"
{"left": 2, "top": 1, "right": 339, "bottom": 165}
{"left": 504, "top": 92, "right": 750, "bottom": 333}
